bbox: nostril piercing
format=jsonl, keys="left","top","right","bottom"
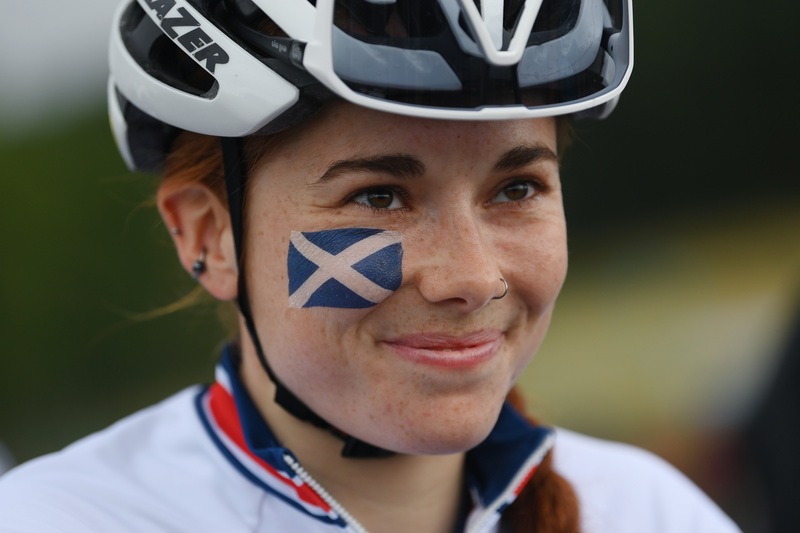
{"left": 492, "top": 278, "right": 508, "bottom": 300}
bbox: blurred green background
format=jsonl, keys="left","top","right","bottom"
{"left": 1, "top": 1, "right": 798, "bottom": 531}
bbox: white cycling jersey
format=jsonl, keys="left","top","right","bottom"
{"left": 0, "top": 346, "right": 740, "bottom": 533}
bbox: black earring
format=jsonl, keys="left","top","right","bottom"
{"left": 192, "top": 248, "right": 207, "bottom": 280}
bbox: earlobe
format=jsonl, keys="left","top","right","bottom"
{"left": 157, "top": 183, "right": 238, "bottom": 301}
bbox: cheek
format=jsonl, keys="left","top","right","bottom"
{"left": 504, "top": 219, "right": 568, "bottom": 306}
{"left": 247, "top": 236, "right": 291, "bottom": 323}
{"left": 258, "top": 309, "right": 349, "bottom": 392}
{"left": 259, "top": 308, "right": 383, "bottom": 428}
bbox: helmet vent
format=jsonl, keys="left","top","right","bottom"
{"left": 120, "top": 1, "right": 217, "bottom": 98}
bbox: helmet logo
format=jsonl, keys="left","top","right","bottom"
{"left": 140, "top": 0, "right": 230, "bottom": 74}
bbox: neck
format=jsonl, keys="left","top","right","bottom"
{"left": 240, "top": 341, "right": 467, "bottom": 533}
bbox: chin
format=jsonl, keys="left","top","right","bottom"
{"left": 396, "top": 424, "right": 496, "bottom": 456}
{"left": 419, "top": 435, "right": 493, "bottom": 456}
{"left": 358, "top": 402, "right": 503, "bottom": 456}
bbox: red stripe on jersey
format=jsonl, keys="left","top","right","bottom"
{"left": 207, "top": 383, "right": 332, "bottom": 513}
{"left": 513, "top": 465, "right": 539, "bottom": 496}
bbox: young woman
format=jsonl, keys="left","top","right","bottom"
{"left": 0, "top": 1, "right": 741, "bottom": 532}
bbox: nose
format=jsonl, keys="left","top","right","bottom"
{"left": 412, "top": 211, "right": 502, "bottom": 313}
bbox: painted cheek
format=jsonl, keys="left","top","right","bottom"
{"left": 287, "top": 228, "right": 403, "bottom": 309}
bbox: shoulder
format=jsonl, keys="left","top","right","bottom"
{"left": 551, "top": 428, "right": 742, "bottom": 533}
{"left": 0, "top": 387, "right": 260, "bottom": 533}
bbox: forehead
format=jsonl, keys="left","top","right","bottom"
{"left": 269, "top": 101, "right": 558, "bottom": 169}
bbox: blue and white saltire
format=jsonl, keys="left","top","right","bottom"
{"left": 288, "top": 228, "right": 403, "bottom": 309}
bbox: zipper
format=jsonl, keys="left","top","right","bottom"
{"left": 284, "top": 431, "right": 553, "bottom": 533}
{"left": 282, "top": 452, "right": 370, "bottom": 533}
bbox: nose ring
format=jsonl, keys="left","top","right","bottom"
{"left": 492, "top": 278, "right": 509, "bottom": 300}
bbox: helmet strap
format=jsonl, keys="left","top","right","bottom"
{"left": 220, "top": 137, "right": 394, "bottom": 459}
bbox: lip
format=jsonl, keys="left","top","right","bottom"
{"left": 382, "top": 330, "right": 504, "bottom": 368}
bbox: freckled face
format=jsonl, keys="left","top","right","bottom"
{"left": 244, "top": 102, "right": 567, "bottom": 455}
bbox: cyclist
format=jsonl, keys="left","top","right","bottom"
{"left": 0, "top": 1, "right": 740, "bottom": 532}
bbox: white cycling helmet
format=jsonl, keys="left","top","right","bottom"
{"left": 109, "top": 0, "right": 633, "bottom": 172}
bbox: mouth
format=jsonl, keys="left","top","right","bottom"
{"left": 382, "top": 330, "right": 504, "bottom": 368}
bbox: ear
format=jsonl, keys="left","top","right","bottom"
{"left": 157, "top": 182, "right": 238, "bottom": 301}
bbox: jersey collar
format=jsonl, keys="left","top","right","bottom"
{"left": 196, "top": 344, "right": 554, "bottom": 532}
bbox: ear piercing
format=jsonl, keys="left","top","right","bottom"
{"left": 492, "top": 278, "right": 509, "bottom": 300}
{"left": 173, "top": 229, "right": 205, "bottom": 280}
{"left": 192, "top": 248, "right": 207, "bottom": 280}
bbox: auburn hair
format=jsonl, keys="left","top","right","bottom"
{"left": 161, "top": 129, "right": 580, "bottom": 533}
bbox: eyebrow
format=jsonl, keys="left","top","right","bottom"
{"left": 312, "top": 144, "right": 557, "bottom": 185}
{"left": 315, "top": 154, "right": 425, "bottom": 184}
{"left": 493, "top": 145, "right": 559, "bottom": 173}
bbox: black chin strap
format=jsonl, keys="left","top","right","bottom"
{"left": 220, "top": 137, "right": 394, "bottom": 459}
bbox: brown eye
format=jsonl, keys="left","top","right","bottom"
{"left": 492, "top": 182, "right": 535, "bottom": 203}
{"left": 352, "top": 188, "right": 403, "bottom": 209}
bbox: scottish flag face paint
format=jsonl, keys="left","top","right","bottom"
{"left": 288, "top": 228, "right": 403, "bottom": 309}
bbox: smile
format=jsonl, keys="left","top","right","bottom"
{"left": 383, "top": 330, "right": 504, "bottom": 368}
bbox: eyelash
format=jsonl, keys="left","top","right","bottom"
{"left": 346, "top": 186, "right": 411, "bottom": 212}
{"left": 489, "top": 179, "right": 548, "bottom": 206}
